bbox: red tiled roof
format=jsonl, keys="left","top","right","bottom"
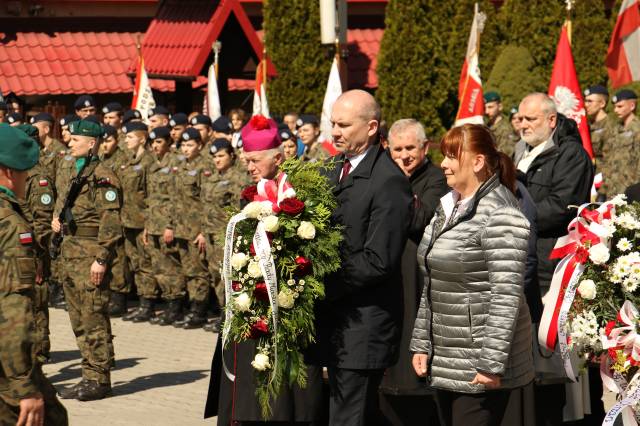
{"left": 140, "top": 0, "right": 274, "bottom": 78}
{"left": 0, "top": 31, "right": 196, "bottom": 96}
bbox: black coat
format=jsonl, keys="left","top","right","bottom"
{"left": 407, "top": 158, "right": 449, "bottom": 244}
{"left": 513, "top": 113, "right": 594, "bottom": 287}
{"left": 311, "top": 144, "right": 414, "bottom": 370}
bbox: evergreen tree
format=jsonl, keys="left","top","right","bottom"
{"left": 376, "top": 0, "right": 452, "bottom": 135}
{"left": 485, "top": 45, "right": 546, "bottom": 110}
{"left": 263, "top": 0, "right": 331, "bottom": 116}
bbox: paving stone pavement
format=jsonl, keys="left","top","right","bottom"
{"left": 43, "top": 307, "right": 218, "bottom": 426}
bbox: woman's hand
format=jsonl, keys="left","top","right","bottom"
{"left": 412, "top": 353, "right": 429, "bottom": 377}
{"left": 470, "top": 372, "right": 501, "bottom": 389}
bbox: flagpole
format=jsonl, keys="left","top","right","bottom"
{"left": 565, "top": 0, "right": 574, "bottom": 44}
{"left": 213, "top": 41, "right": 221, "bottom": 80}
{"left": 262, "top": 45, "right": 268, "bottom": 93}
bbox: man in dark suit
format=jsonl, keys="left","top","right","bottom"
{"left": 313, "top": 90, "right": 413, "bottom": 425}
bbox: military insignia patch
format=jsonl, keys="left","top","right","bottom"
{"left": 19, "top": 232, "right": 33, "bottom": 245}
{"left": 188, "top": 170, "right": 198, "bottom": 176}
{"left": 133, "top": 164, "right": 142, "bottom": 171}
{"left": 40, "top": 194, "right": 52, "bottom": 205}
{"left": 38, "top": 179, "right": 49, "bottom": 187}
{"left": 160, "top": 167, "right": 170, "bottom": 174}
{"left": 204, "top": 170, "right": 212, "bottom": 177}
{"left": 105, "top": 190, "right": 117, "bottom": 202}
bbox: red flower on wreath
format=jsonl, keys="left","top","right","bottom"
{"left": 254, "top": 282, "right": 270, "bottom": 302}
{"left": 242, "top": 185, "right": 258, "bottom": 202}
{"left": 280, "top": 197, "right": 305, "bottom": 216}
{"left": 295, "top": 256, "right": 313, "bottom": 277}
{"left": 574, "top": 246, "right": 589, "bottom": 264}
{"left": 232, "top": 281, "right": 242, "bottom": 292}
{"left": 249, "top": 317, "right": 269, "bottom": 339}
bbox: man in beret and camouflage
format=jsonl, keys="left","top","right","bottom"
{"left": 169, "top": 112, "right": 188, "bottom": 150}
{"left": 584, "top": 85, "right": 614, "bottom": 166}
{"left": 51, "top": 119, "right": 121, "bottom": 401}
{"left": 148, "top": 106, "right": 170, "bottom": 131}
{"left": 74, "top": 95, "right": 97, "bottom": 119}
{"left": 484, "top": 91, "right": 517, "bottom": 156}
{"left": 599, "top": 89, "right": 640, "bottom": 199}
{"left": 0, "top": 123, "right": 68, "bottom": 425}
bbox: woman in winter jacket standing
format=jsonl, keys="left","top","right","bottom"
{"left": 411, "top": 124, "right": 534, "bottom": 426}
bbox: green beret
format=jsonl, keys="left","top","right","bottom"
{"left": 69, "top": 119, "right": 102, "bottom": 138}
{"left": 0, "top": 123, "right": 39, "bottom": 171}
{"left": 483, "top": 91, "right": 501, "bottom": 103}
{"left": 15, "top": 123, "right": 39, "bottom": 141}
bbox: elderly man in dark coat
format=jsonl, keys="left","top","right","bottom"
{"left": 311, "top": 90, "right": 414, "bottom": 426}
{"left": 379, "top": 118, "right": 448, "bottom": 425}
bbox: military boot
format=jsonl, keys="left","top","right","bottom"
{"left": 58, "top": 379, "right": 90, "bottom": 399}
{"left": 131, "top": 298, "right": 155, "bottom": 323}
{"left": 154, "top": 299, "right": 183, "bottom": 326}
{"left": 181, "top": 301, "right": 207, "bottom": 329}
{"left": 122, "top": 303, "right": 141, "bottom": 321}
{"left": 108, "top": 292, "right": 128, "bottom": 317}
{"left": 76, "top": 380, "right": 112, "bottom": 401}
{"left": 203, "top": 317, "right": 221, "bottom": 333}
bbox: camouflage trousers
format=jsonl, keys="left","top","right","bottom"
{"left": 0, "top": 365, "right": 69, "bottom": 426}
{"left": 61, "top": 256, "right": 114, "bottom": 384}
{"left": 109, "top": 236, "right": 130, "bottom": 295}
{"left": 123, "top": 228, "right": 158, "bottom": 299}
{"left": 33, "top": 282, "right": 50, "bottom": 364}
{"left": 176, "top": 238, "right": 210, "bottom": 303}
{"left": 147, "top": 234, "right": 184, "bottom": 300}
{"left": 204, "top": 233, "right": 224, "bottom": 307}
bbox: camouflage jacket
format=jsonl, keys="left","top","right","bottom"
{"left": 301, "top": 141, "right": 330, "bottom": 163}
{"left": 173, "top": 154, "right": 207, "bottom": 240}
{"left": 40, "top": 138, "right": 67, "bottom": 186}
{"left": 117, "top": 149, "right": 154, "bottom": 230}
{"left": 145, "top": 152, "right": 181, "bottom": 236}
{"left": 21, "top": 162, "right": 56, "bottom": 252}
{"left": 590, "top": 115, "right": 614, "bottom": 166}
{"left": 100, "top": 145, "right": 128, "bottom": 174}
{"left": 0, "top": 189, "right": 39, "bottom": 401}
{"left": 201, "top": 163, "right": 250, "bottom": 235}
{"left": 53, "top": 159, "right": 122, "bottom": 263}
{"left": 599, "top": 115, "right": 640, "bottom": 197}
{"left": 490, "top": 116, "right": 517, "bottom": 157}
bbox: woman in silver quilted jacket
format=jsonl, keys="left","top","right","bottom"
{"left": 410, "top": 124, "right": 534, "bottom": 426}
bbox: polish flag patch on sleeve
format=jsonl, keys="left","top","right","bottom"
{"left": 19, "top": 232, "right": 33, "bottom": 244}
{"left": 38, "top": 179, "right": 49, "bottom": 187}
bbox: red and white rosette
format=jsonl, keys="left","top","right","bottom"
{"left": 538, "top": 202, "right": 615, "bottom": 380}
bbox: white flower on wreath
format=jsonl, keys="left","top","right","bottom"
{"left": 247, "top": 260, "right": 263, "bottom": 278}
{"left": 234, "top": 292, "right": 252, "bottom": 312}
{"left": 251, "top": 353, "right": 271, "bottom": 371}
{"left": 569, "top": 310, "right": 600, "bottom": 349}
{"left": 231, "top": 252, "right": 249, "bottom": 270}
{"left": 588, "top": 243, "right": 610, "bottom": 265}
{"left": 618, "top": 238, "right": 633, "bottom": 252}
{"left": 622, "top": 277, "right": 640, "bottom": 293}
{"left": 243, "top": 201, "right": 274, "bottom": 219}
{"left": 615, "top": 212, "right": 640, "bottom": 230}
{"left": 262, "top": 215, "right": 280, "bottom": 233}
{"left": 611, "top": 193, "right": 628, "bottom": 207}
{"left": 297, "top": 221, "right": 316, "bottom": 240}
{"left": 577, "top": 279, "right": 597, "bottom": 300}
{"left": 277, "top": 289, "right": 295, "bottom": 309}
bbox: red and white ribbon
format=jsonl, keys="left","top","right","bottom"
{"left": 254, "top": 173, "right": 295, "bottom": 213}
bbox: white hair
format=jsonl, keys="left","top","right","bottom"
{"left": 388, "top": 118, "right": 428, "bottom": 147}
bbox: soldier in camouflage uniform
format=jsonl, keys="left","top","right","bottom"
{"left": 171, "top": 128, "right": 211, "bottom": 329}
{"left": 52, "top": 119, "right": 120, "bottom": 401}
{"left": 99, "top": 125, "right": 130, "bottom": 316}
{"left": 169, "top": 113, "right": 188, "bottom": 151}
{"left": 116, "top": 122, "right": 158, "bottom": 323}
{"left": 599, "top": 89, "right": 640, "bottom": 199}
{"left": 0, "top": 124, "right": 68, "bottom": 426}
{"left": 201, "top": 139, "right": 251, "bottom": 332}
{"left": 484, "top": 91, "right": 518, "bottom": 157}
{"left": 297, "top": 114, "right": 330, "bottom": 162}
{"left": 144, "top": 127, "right": 186, "bottom": 326}
{"left": 584, "top": 85, "right": 614, "bottom": 167}
{"left": 101, "top": 102, "right": 125, "bottom": 147}
{"left": 148, "top": 106, "right": 170, "bottom": 131}
{"left": 190, "top": 114, "right": 214, "bottom": 153}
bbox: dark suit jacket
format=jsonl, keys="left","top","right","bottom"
{"left": 313, "top": 143, "right": 413, "bottom": 370}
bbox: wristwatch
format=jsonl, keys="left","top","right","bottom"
{"left": 95, "top": 258, "right": 107, "bottom": 266}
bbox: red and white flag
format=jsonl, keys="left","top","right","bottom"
{"left": 131, "top": 54, "right": 156, "bottom": 123}
{"left": 454, "top": 3, "right": 486, "bottom": 126}
{"left": 252, "top": 60, "right": 269, "bottom": 118}
{"left": 319, "top": 57, "right": 341, "bottom": 156}
{"left": 203, "top": 61, "right": 221, "bottom": 120}
{"left": 606, "top": 0, "right": 640, "bottom": 88}
{"left": 548, "top": 22, "right": 594, "bottom": 159}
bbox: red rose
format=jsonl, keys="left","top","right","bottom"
{"left": 241, "top": 185, "right": 258, "bottom": 202}
{"left": 280, "top": 197, "right": 305, "bottom": 216}
{"left": 574, "top": 246, "right": 589, "bottom": 264}
{"left": 232, "top": 281, "right": 242, "bottom": 292}
{"left": 605, "top": 320, "right": 616, "bottom": 337}
{"left": 249, "top": 318, "right": 269, "bottom": 339}
{"left": 295, "top": 256, "right": 313, "bottom": 277}
{"left": 253, "top": 282, "right": 270, "bottom": 302}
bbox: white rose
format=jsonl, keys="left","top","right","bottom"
{"left": 231, "top": 252, "right": 249, "bottom": 270}
{"left": 242, "top": 201, "right": 263, "bottom": 219}
{"left": 262, "top": 215, "right": 280, "bottom": 233}
{"left": 277, "top": 290, "right": 295, "bottom": 309}
{"left": 251, "top": 353, "right": 271, "bottom": 371}
{"left": 297, "top": 221, "right": 316, "bottom": 240}
{"left": 247, "top": 260, "right": 263, "bottom": 278}
{"left": 234, "top": 292, "right": 251, "bottom": 312}
{"left": 577, "top": 279, "right": 596, "bottom": 300}
{"left": 589, "top": 243, "right": 610, "bottom": 265}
